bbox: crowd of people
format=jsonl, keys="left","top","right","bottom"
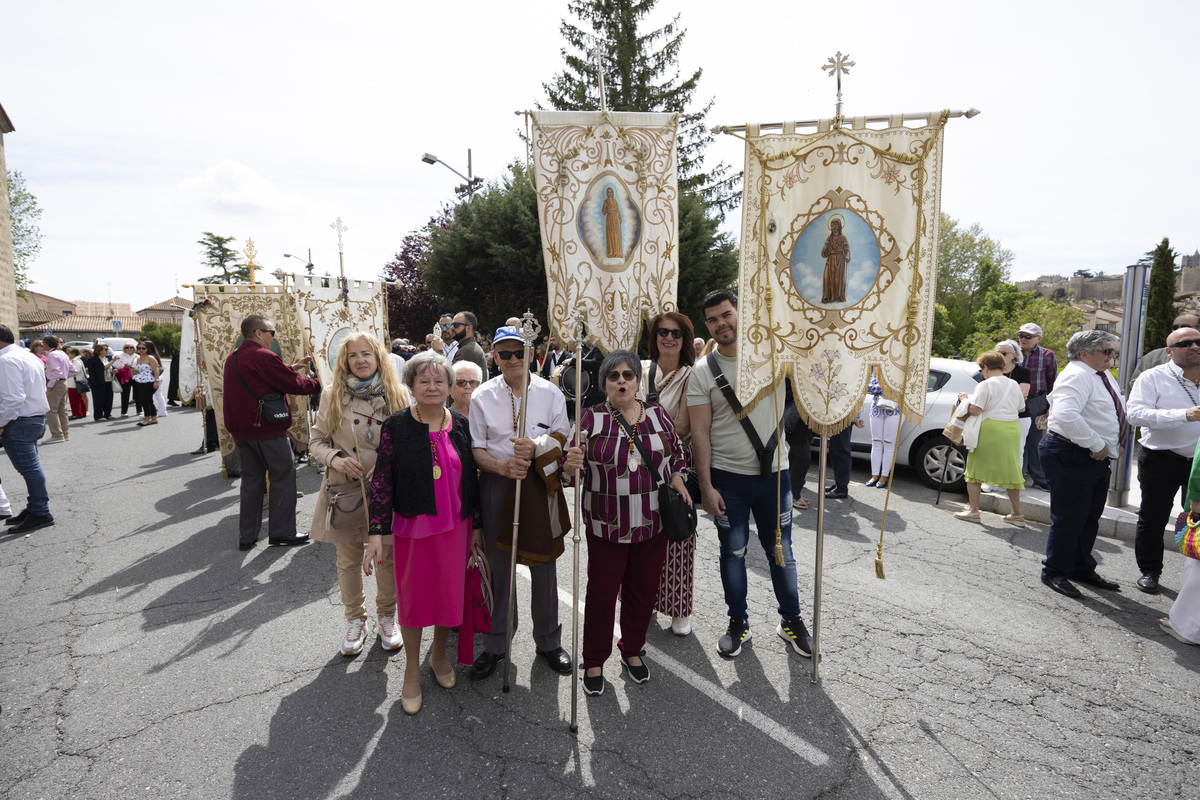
{"left": 950, "top": 316, "right": 1200, "bottom": 646}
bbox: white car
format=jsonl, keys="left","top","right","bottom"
{"left": 847, "top": 357, "right": 982, "bottom": 492}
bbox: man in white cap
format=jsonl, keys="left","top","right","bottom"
{"left": 1018, "top": 323, "right": 1057, "bottom": 491}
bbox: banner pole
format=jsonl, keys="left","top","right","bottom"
{"left": 812, "top": 434, "right": 828, "bottom": 683}
{"left": 568, "top": 310, "right": 585, "bottom": 732}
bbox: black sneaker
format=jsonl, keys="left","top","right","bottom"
{"left": 582, "top": 673, "right": 605, "bottom": 696}
{"left": 777, "top": 615, "right": 813, "bottom": 658}
{"left": 5, "top": 508, "right": 29, "bottom": 527}
{"left": 620, "top": 650, "right": 650, "bottom": 684}
{"left": 717, "top": 617, "right": 751, "bottom": 657}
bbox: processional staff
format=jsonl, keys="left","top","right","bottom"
{"left": 567, "top": 308, "right": 586, "bottom": 733}
{"left": 502, "top": 310, "right": 542, "bottom": 693}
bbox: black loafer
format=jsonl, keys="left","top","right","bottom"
{"left": 10, "top": 513, "right": 54, "bottom": 534}
{"left": 470, "top": 651, "right": 504, "bottom": 681}
{"left": 620, "top": 649, "right": 650, "bottom": 684}
{"left": 1136, "top": 573, "right": 1160, "bottom": 594}
{"left": 1075, "top": 573, "right": 1120, "bottom": 591}
{"left": 238, "top": 540, "right": 257, "bottom": 551}
{"left": 824, "top": 489, "right": 848, "bottom": 499}
{"left": 1042, "top": 575, "right": 1082, "bottom": 598}
{"left": 5, "top": 508, "right": 29, "bottom": 527}
{"left": 268, "top": 535, "right": 311, "bottom": 547}
{"left": 537, "top": 647, "right": 573, "bottom": 675}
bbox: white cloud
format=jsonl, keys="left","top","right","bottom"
{"left": 177, "top": 160, "right": 304, "bottom": 215}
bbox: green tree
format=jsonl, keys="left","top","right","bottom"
{"left": 6, "top": 169, "right": 42, "bottom": 295}
{"left": 196, "top": 232, "right": 255, "bottom": 284}
{"left": 139, "top": 320, "right": 182, "bottom": 356}
{"left": 676, "top": 190, "right": 737, "bottom": 327}
{"left": 382, "top": 210, "right": 447, "bottom": 341}
{"left": 544, "top": 0, "right": 738, "bottom": 213}
{"left": 423, "top": 163, "right": 547, "bottom": 337}
{"left": 1142, "top": 237, "right": 1178, "bottom": 356}
{"left": 961, "top": 283, "right": 1085, "bottom": 361}
{"left": 932, "top": 214, "right": 1015, "bottom": 354}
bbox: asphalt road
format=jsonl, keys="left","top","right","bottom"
{"left": 1, "top": 408, "right": 1196, "bottom": 799}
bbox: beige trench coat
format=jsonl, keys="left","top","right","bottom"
{"left": 309, "top": 389, "right": 394, "bottom": 545}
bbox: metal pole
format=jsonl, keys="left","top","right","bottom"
{"left": 1110, "top": 262, "right": 1152, "bottom": 507}
{"left": 502, "top": 311, "right": 540, "bottom": 693}
{"left": 715, "top": 108, "right": 980, "bottom": 135}
{"left": 568, "top": 311, "right": 585, "bottom": 733}
{"left": 812, "top": 435, "right": 828, "bottom": 682}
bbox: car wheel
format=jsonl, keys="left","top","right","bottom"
{"left": 913, "top": 435, "right": 967, "bottom": 492}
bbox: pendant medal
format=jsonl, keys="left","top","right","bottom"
{"left": 628, "top": 454, "right": 640, "bottom": 473}
{"left": 365, "top": 429, "right": 374, "bottom": 443}
{"left": 433, "top": 465, "right": 442, "bottom": 480}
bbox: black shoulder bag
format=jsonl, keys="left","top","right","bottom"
{"left": 706, "top": 352, "right": 778, "bottom": 478}
{"left": 233, "top": 351, "right": 291, "bottom": 427}
{"left": 645, "top": 362, "right": 659, "bottom": 404}
{"left": 611, "top": 408, "right": 696, "bottom": 543}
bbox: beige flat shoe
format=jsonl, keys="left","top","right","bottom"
{"left": 1003, "top": 514, "right": 1026, "bottom": 527}
{"left": 953, "top": 510, "right": 981, "bottom": 523}
{"left": 400, "top": 691, "right": 422, "bottom": 715}
{"left": 433, "top": 665, "right": 456, "bottom": 690}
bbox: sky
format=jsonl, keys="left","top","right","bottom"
{"left": 3, "top": 0, "right": 1198, "bottom": 313}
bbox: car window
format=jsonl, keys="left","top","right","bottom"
{"left": 928, "top": 370, "right": 950, "bottom": 392}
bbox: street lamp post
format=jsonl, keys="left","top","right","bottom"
{"left": 421, "top": 150, "right": 483, "bottom": 199}
{"left": 283, "top": 250, "right": 314, "bottom": 276}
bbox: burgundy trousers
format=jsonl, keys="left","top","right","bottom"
{"left": 582, "top": 530, "right": 668, "bottom": 669}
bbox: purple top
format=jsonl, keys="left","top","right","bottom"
{"left": 565, "top": 402, "right": 687, "bottom": 544}
{"left": 389, "top": 417, "right": 463, "bottom": 540}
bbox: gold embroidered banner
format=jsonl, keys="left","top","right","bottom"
{"left": 177, "top": 309, "right": 199, "bottom": 405}
{"left": 193, "top": 284, "right": 309, "bottom": 468}
{"left": 730, "top": 114, "right": 948, "bottom": 434}
{"left": 289, "top": 274, "right": 388, "bottom": 385}
{"left": 529, "top": 110, "right": 679, "bottom": 352}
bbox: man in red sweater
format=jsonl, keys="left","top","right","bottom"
{"left": 223, "top": 315, "right": 320, "bottom": 551}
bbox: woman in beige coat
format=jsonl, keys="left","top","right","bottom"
{"left": 309, "top": 332, "right": 410, "bottom": 656}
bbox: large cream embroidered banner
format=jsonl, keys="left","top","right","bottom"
{"left": 731, "top": 114, "right": 948, "bottom": 434}
{"left": 529, "top": 110, "right": 679, "bottom": 352}
{"left": 289, "top": 274, "right": 388, "bottom": 385}
{"left": 193, "top": 284, "right": 309, "bottom": 468}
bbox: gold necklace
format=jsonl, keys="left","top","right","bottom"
{"left": 607, "top": 399, "right": 646, "bottom": 472}
{"left": 413, "top": 405, "right": 450, "bottom": 480}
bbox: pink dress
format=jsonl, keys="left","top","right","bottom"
{"left": 391, "top": 417, "right": 471, "bottom": 628}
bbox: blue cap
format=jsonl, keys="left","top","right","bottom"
{"left": 493, "top": 326, "right": 525, "bottom": 346}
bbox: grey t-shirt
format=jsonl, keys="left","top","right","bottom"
{"left": 687, "top": 350, "right": 790, "bottom": 476}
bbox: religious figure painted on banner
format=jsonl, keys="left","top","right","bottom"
{"left": 578, "top": 172, "right": 641, "bottom": 270}
{"left": 789, "top": 209, "right": 880, "bottom": 310}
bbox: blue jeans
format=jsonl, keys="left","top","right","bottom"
{"left": 711, "top": 467, "right": 800, "bottom": 621}
{"left": 1039, "top": 434, "right": 1109, "bottom": 579}
{"left": 1, "top": 416, "right": 49, "bottom": 515}
{"left": 827, "top": 426, "right": 853, "bottom": 492}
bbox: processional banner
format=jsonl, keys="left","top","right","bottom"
{"left": 289, "top": 274, "right": 388, "bottom": 385}
{"left": 730, "top": 113, "right": 948, "bottom": 434}
{"left": 177, "top": 309, "right": 198, "bottom": 405}
{"left": 193, "top": 284, "right": 309, "bottom": 466}
{"left": 529, "top": 110, "right": 679, "bottom": 352}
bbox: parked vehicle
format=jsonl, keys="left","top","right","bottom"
{"left": 845, "top": 357, "right": 981, "bottom": 492}
{"left": 63, "top": 340, "right": 94, "bottom": 351}
{"left": 94, "top": 336, "right": 138, "bottom": 353}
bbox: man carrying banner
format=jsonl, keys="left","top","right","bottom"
{"left": 688, "top": 290, "right": 813, "bottom": 658}
{"left": 469, "top": 326, "right": 572, "bottom": 680}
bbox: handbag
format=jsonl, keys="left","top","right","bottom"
{"left": 232, "top": 351, "right": 290, "bottom": 427}
{"left": 612, "top": 408, "right": 697, "bottom": 543}
{"left": 115, "top": 365, "right": 133, "bottom": 385}
{"left": 1174, "top": 511, "right": 1200, "bottom": 560}
{"left": 76, "top": 378, "right": 90, "bottom": 394}
{"left": 875, "top": 397, "right": 898, "bottom": 413}
{"left": 324, "top": 477, "right": 368, "bottom": 530}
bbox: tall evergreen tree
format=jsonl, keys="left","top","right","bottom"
{"left": 196, "top": 232, "right": 255, "bottom": 284}
{"left": 543, "top": 0, "right": 738, "bottom": 214}
{"left": 1143, "top": 237, "right": 1179, "bottom": 356}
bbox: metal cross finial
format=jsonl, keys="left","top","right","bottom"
{"left": 822, "top": 51, "right": 855, "bottom": 119}
{"left": 590, "top": 45, "right": 608, "bottom": 115}
{"left": 330, "top": 217, "right": 349, "bottom": 254}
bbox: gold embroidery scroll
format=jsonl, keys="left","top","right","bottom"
{"left": 289, "top": 273, "right": 388, "bottom": 385}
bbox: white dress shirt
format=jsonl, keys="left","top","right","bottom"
{"left": 442, "top": 340, "right": 458, "bottom": 363}
{"left": 1047, "top": 360, "right": 1126, "bottom": 458}
{"left": 1126, "top": 362, "right": 1200, "bottom": 457}
{"left": 0, "top": 344, "right": 53, "bottom": 427}
{"left": 469, "top": 373, "right": 568, "bottom": 461}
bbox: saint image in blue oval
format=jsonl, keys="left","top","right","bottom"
{"left": 578, "top": 172, "right": 640, "bottom": 269}
{"left": 790, "top": 209, "right": 880, "bottom": 309}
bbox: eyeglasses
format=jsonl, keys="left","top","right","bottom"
{"left": 606, "top": 370, "right": 637, "bottom": 382}
{"left": 656, "top": 328, "right": 683, "bottom": 339}
{"left": 494, "top": 349, "right": 526, "bottom": 361}
{"left": 259, "top": 329, "right": 276, "bottom": 337}
{"left": 1017, "top": 333, "right": 1035, "bottom": 339}
{"left": 455, "top": 379, "right": 480, "bottom": 388}
{"left": 1169, "top": 339, "right": 1200, "bottom": 349}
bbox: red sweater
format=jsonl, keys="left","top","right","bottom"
{"left": 222, "top": 341, "right": 320, "bottom": 440}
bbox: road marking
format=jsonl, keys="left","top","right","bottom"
{"left": 514, "top": 565, "right": 829, "bottom": 766}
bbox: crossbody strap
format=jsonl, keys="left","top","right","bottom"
{"left": 706, "top": 352, "right": 778, "bottom": 477}
{"left": 646, "top": 362, "right": 659, "bottom": 403}
{"left": 231, "top": 351, "right": 264, "bottom": 403}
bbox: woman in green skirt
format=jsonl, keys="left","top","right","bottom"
{"left": 954, "top": 351, "right": 1027, "bottom": 525}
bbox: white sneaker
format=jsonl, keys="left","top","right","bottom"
{"left": 378, "top": 614, "right": 402, "bottom": 651}
{"left": 340, "top": 618, "right": 369, "bottom": 657}
{"left": 670, "top": 616, "right": 691, "bottom": 636}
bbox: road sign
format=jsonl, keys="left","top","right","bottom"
{"left": 113, "top": 320, "right": 122, "bottom": 331}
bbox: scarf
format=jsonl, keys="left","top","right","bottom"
{"left": 345, "top": 372, "right": 384, "bottom": 401}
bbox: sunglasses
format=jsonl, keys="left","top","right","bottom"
{"left": 1172, "top": 323, "right": 1198, "bottom": 330}
{"left": 606, "top": 370, "right": 637, "bottom": 382}
{"left": 440, "top": 322, "right": 452, "bottom": 329}
{"left": 136, "top": 347, "right": 147, "bottom": 351}
{"left": 1169, "top": 339, "right": 1200, "bottom": 349}
{"left": 259, "top": 329, "right": 276, "bottom": 337}
{"left": 1100, "top": 348, "right": 1116, "bottom": 356}
{"left": 455, "top": 379, "right": 480, "bottom": 388}
{"left": 656, "top": 328, "right": 683, "bottom": 339}
{"left": 450, "top": 322, "right": 466, "bottom": 329}
{"left": 494, "top": 349, "right": 526, "bottom": 361}
{"left": 1017, "top": 333, "right": 1036, "bottom": 339}
{"left": 124, "top": 347, "right": 135, "bottom": 350}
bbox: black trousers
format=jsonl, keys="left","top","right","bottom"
{"left": 120, "top": 381, "right": 143, "bottom": 414}
{"left": 783, "top": 402, "right": 812, "bottom": 498}
{"left": 1134, "top": 447, "right": 1192, "bottom": 577}
{"left": 235, "top": 437, "right": 298, "bottom": 545}
{"left": 133, "top": 381, "right": 156, "bottom": 417}
{"left": 91, "top": 382, "right": 113, "bottom": 420}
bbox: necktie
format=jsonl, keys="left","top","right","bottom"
{"left": 1096, "top": 370, "right": 1129, "bottom": 446}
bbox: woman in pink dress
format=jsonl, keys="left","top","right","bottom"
{"left": 365, "top": 351, "right": 481, "bottom": 716}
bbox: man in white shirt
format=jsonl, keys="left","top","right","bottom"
{"left": 688, "top": 290, "right": 811, "bottom": 659}
{"left": 1126, "top": 327, "right": 1200, "bottom": 594}
{"left": 438, "top": 314, "right": 458, "bottom": 363}
{"left": 0, "top": 325, "right": 54, "bottom": 533}
{"left": 1039, "top": 330, "right": 1126, "bottom": 598}
{"left": 468, "top": 326, "right": 572, "bottom": 680}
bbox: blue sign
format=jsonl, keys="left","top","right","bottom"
{"left": 112, "top": 320, "right": 122, "bottom": 331}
